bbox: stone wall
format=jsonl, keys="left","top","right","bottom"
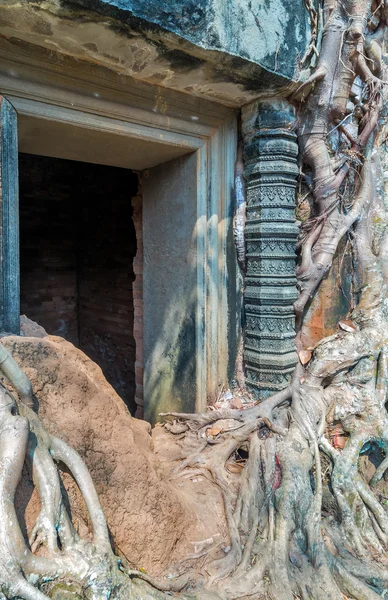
{"left": 300, "top": 238, "right": 353, "bottom": 350}
{"left": 19, "top": 154, "right": 79, "bottom": 344}
{"left": 143, "top": 154, "right": 199, "bottom": 422}
{"left": 131, "top": 192, "right": 144, "bottom": 418}
{"left": 0, "top": 95, "right": 19, "bottom": 334}
{"left": 0, "top": 0, "right": 311, "bottom": 107}
{"left": 72, "top": 0, "right": 311, "bottom": 83}
{"left": 19, "top": 153, "right": 139, "bottom": 413}
{"left": 76, "top": 166, "right": 138, "bottom": 415}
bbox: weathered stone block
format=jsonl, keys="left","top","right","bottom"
{"left": 242, "top": 99, "right": 298, "bottom": 399}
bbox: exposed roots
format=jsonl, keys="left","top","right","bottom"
{"left": 0, "top": 346, "right": 186, "bottom": 599}
{"left": 294, "top": 0, "right": 386, "bottom": 327}
{"left": 159, "top": 5, "right": 388, "bottom": 598}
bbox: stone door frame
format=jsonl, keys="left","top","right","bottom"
{"left": 0, "top": 39, "right": 240, "bottom": 415}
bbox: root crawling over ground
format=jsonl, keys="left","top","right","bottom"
{"left": 159, "top": 1, "right": 388, "bottom": 598}
{"left": 0, "top": 344, "right": 121, "bottom": 599}
{"left": 0, "top": 335, "right": 202, "bottom": 599}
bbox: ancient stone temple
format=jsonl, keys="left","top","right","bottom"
{"left": 0, "top": 0, "right": 312, "bottom": 416}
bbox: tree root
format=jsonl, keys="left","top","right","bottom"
{"left": 0, "top": 345, "right": 188, "bottom": 599}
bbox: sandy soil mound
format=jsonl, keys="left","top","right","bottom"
{"left": 2, "top": 330, "right": 226, "bottom": 576}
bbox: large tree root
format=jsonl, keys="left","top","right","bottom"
{"left": 0, "top": 345, "right": 192, "bottom": 599}
{"left": 293, "top": 0, "right": 386, "bottom": 328}
{"left": 159, "top": 130, "right": 388, "bottom": 596}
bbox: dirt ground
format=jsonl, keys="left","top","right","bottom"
{"left": 4, "top": 319, "right": 227, "bottom": 576}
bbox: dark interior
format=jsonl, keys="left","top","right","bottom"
{"left": 19, "top": 153, "right": 138, "bottom": 414}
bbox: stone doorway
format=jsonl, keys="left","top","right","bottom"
{"left": 0, "top": 48, "right": 239, "bottom": 419}
{"left": 18, "top": 153, "right": 139, "bottom": 414}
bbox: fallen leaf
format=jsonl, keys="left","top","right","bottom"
{"left": 299, "top": 349, "right": 312, "bottom": 365}
{"left": 232, "top": 397, "right": 243, "bottom": 409}
{"left": 226, "top": 461, "right": 245, "bottom": 474}
{"left": 339, "top": 319, "right": 357, "bottom": 332}
{"left": 206, "top": 427, "right": 221, "bottom": 437}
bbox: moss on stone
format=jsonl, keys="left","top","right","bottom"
{"left": 49, "top": 582, "right": 84, "bottom": 600}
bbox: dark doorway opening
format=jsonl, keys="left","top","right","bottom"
{"left": 18, "top": 153, "right": 139, "bottom": 414}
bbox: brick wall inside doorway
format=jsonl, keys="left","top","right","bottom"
{"left": 19, "top": 153, "right": 142, "bottom": 416}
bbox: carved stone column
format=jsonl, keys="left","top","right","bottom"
{"left": 0, "top": 95, "right": 19, "bottom": 334}
{"left": 242, "top": 99, "right": 298, "bottom": 399}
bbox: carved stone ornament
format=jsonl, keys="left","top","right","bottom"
{"left": 242, "top": 99, "right": 298, "bottom": 399}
